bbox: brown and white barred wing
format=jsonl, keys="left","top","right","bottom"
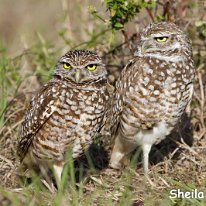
{"left": 17, "top": 80, "right": 61, "bottom": 161}
{"left": 116, "top": 58, "right": 159, "bottom": 134}
{"left": 104, "top": 59, "right": 137, "bottom": 138}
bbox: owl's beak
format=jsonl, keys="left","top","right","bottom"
{"left": 74, "top": 69, "right": 81, "bottom": 83}
{"left": 141, "top": 42, "right": 147, "bottom": 54}
{"left": 141, "top": 45, "right": 145, "bottom": 54}
{"left": 141, "top": 41, "right": 151, "bottom": 54}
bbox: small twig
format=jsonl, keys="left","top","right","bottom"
{"left": 158, "top": 176, "right": 170, "bottom": 187}
{"left": 90, "top": 176, "right": 103, "bottom": 185}
{"left": 156, "top": 0, "right": 163, "bottom": 6}
{"left": 145, "top": 7, "right": 155, "bottom": 22}
{"left": 182, "top": 153, "right": 201, "bottom": 166}
{"left": 178, "top": 138, "right": 199, "bottom": 156}
{"left": 198, "top": 72, "right": 205, "bottom": 126}
{"left": 93, "top": 12, "right": 107, "bottom": 23}
{"left": 121, "top": 30, "right": 128, "bottom": 42}
{"left": 0, "top": 91, "right": 33, "bottom": 121}
{"left": 193, "top": 92, "right": 202, "bottom": 105}
{"left": 103, "top": 33, "right": 138, "bottom": 58}
{"left": 41, "top": 179, "right": 57, "bottom": 194}
{"left": 3, "top": 119, "right": 24, "bottom": 137}
{"left": 145, "top": 174, "right": 156, "bottom": 188}
{"left": 169, "top": 148, "right": 180, "bottom": 160}
{"left": 162, "top": 0, "right": 171, "bottom": 21}
{"left": 11, "top": 188, "right": 23, "bottom": 192}
{"left": 0, "top": 107, "right": 24, "bottom": 131}
{"left": 71, "top": 28, "right": 111, "bottom": 50}
{"left": 0, "top": 154, "right": 14, "bottom": 168}
{"left": 10, "top": 49, "right": 33, "bottom": 62}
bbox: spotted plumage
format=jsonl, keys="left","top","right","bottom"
{"left": 17, "top": 50, "right": 109, "bottom": 184}
{"left": 104, "top": 22, "right": 195, "bottom": 173}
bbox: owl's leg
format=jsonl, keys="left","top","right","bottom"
{"left": 110, "top": 131, "right": 137, "bottom": 169}
{"left": 53, "top": 162, "right": 64, "bottom": 187}
{"left": 142, "top": 144, "right": 152, "bottom": 174}
{"left": 26, "top": 150, "right": 57, "bottom": 193}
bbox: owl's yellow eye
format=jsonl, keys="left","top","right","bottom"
{"left": 155, "top": 37, "right": 168, "bottom": 42}
{"left": 87, "top": 64, "right": 97, "bottom": 71}
{"left": 63, "top": 63, "right": 71, "bottom": 69}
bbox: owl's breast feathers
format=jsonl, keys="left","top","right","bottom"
{"left": 110, "top": 56, "right": 195, "bottom": 134}
{"left": 18, "top": 77, "right": 109, "bottom": 161}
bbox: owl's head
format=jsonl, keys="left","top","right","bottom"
{"left": 54, "top": 50, "right": 107, "bottom": 84}
{"left": 135, "top": 22, "right": 192, "bottom": 61}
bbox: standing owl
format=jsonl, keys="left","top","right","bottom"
{"left": 17, "top": 50, "right": 109, "bottom": 185}
{"left": 105, "top": 22, "right": 195, "bottom": 173}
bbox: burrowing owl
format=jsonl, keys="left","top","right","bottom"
{"left": 17, "top": 50, "right": 109, "bottom": 184}
{"left": 105, "top": 22, "right": 195, "bottom": 173}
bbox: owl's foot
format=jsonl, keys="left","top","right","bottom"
{"left": 41, "top": 179, "right": 57, "bottom": 194}
{"left": 109, "top": 151, "right": 125, "bottom": 169}
{"left": 109, "top": 153, "right": 130, "bottom": 169}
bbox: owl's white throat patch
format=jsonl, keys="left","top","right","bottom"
{"left": 145, "top": 53, "right": 183, "bottom": 62}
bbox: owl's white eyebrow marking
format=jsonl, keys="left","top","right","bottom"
{"left": 59, "top": 59, "right": 102, "bottom": 69}
{"left": 85, "top": 61, "right": 103, "bottom": 66}
{"left": 150, "top": 32, "right": 170, "bottom": 37}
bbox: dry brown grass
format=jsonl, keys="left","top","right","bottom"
{"left": 0, "top": 43, "right": 205, "bottom": 205}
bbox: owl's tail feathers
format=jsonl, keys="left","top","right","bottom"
{"left": 100, "top": 82, "right": 116, "bottom": 156}
{"left": 99, "top": 124, "right": 115, "bottom": 157}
